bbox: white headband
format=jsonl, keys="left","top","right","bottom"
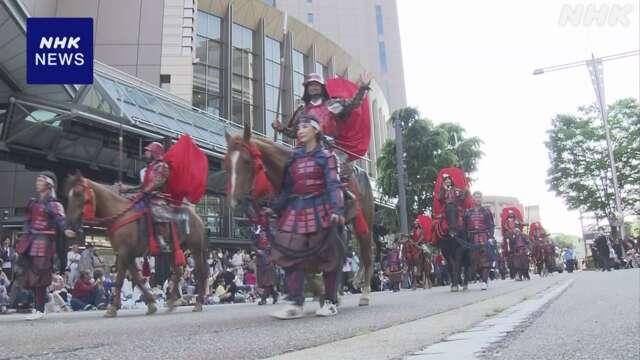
{"left": 37, "top": 175, "right": 56, "bottom": 198}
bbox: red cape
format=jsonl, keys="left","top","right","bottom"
{"left": 500, "top": 207, "right": 524, "bottom": 229}
{"left": 326, "top": 77, "right": 371, "bottom": 160}
{"left": 413, "top": 214, "right": 433, "bottom": 243}
{"left": 433, "top": 167, "right": 472, "bottom": 216}
{"left": 164, "top": 135, "right": 208, "bottom": 204}
{"left": 529, "top": 221, "right": 545, "bottom": 240}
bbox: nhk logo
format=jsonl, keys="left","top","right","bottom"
{"left": 27, "top": 18, "right": 93, "bottom": 84}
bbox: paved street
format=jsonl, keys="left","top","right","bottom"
{"left": 482, "top": 268, "right": 640, "bottom": 360}
{"left": 0, "top": 270, "right": 636, "bottom": 360}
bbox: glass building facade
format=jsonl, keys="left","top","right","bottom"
{"left": 194, "top": 11, "right": 223, "bottom": 117}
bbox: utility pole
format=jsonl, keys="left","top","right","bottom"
{"left": 534, "top": 50, "right": 639, "bottom": 244}
{"left": 394, "top": 118, "right": 409, "bottom": 237}
{"left": 586, "top": 54, "right": 625, "bottom": 243}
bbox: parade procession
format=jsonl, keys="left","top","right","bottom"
{"left": 0, "top": 1, "right": 638, "bottom": 359}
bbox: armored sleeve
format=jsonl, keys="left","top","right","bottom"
{"left": 143, "top": 161, "right": 170, "bottom": 193}
{"left": 23, "top": 199, "right": 35, "bottom": 233}
{"left": 270, "top": 159, "right": 294, "bottom": 213}
{"left": 47, "top": 200, "right": 67, "bottom": 233}
{"left": 485, "top": 208, "right": 495, "bottom": 238}
{"left": 280, "top": 105, "right": 305, "bottom": 139}
{"left": 337, "top": 84, "right": 370, "bottom": 118}
{"left": 321, "top": 150, "right": 344, "bottom": 216}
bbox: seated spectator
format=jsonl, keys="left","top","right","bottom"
{"left": 71, "top": 270, "right": 104, "bottom": 311}
{"left": 220, "top": 277, "right": 238, "bottom": 304}
{"left": 0, "top": 270, "right": 9, "bottom": 313}
{"left": 46, "top": 273, "right": 70, "bottom": 313}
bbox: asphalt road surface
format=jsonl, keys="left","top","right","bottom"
{"left": 481, "top": 268, "right": 639, "bottom": 360}
{"left": 0, "top": 271, "right": 631, "bottom": 360}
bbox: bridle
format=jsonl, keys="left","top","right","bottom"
{"left": 67, "top": 177, "right": 139, "bottom": 233}
{"left": 226, "top": 142, "right": 274, "bottom": 224}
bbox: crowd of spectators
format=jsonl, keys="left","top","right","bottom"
{"left": 2, "top": 234, "right": 636, "bottom": 315}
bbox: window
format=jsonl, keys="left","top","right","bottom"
{"left": 194, "top": 11, "right": 223, "bottom": 116}
{"left": 292, "top": 50, "right": 307, "bottom": 101}
{"left": 314, "top": 61, "right": 328, "bottom": 79}
{"left": 375, "top": 5, "right": 384, "bottom": 35}
{"left": 262, "top": 0, "right": 275, "bottom": 5}
{"left": 307, "top": 13, "right": 314, "bottom": 25}
{"left": 195, "top": 195, "right": 223, "bottom": 237}
{"left": 232, "top": 24, "right": 257, "bottom": 127}
{"left": 264, "top": 37, "right": 282, "bottom": 138}
{"left": 378, "top": 41, "right": 388, "bottom": 72}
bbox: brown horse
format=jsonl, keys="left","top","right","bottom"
{"left": 401, "top": 236, "right": 433, "bottom": 290}
{"left": 224, "top": 125, "right": 375, "bottom": 306}
{"left": 64, "top": 173, "right": 209, "bottom": 317}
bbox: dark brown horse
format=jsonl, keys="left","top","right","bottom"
{"left": 64, "top": 173, "right": 209, "bottom": 316}
{"left": 224, "top": 125, "right": 375, "bottom": 306}
{"left": 401, "top": 234, "right": 433, "bottom": 290}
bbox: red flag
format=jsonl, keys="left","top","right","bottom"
{"left": 164, "top": 135, "right": 208, "bottom": 204}
{"left": 325, "top": 77, "right": 371, "bottom": 160}
{"left": 529, "top": 221, "right": 545, "bottom": 240}
{"left": 500, "top": 207, "right": 524, "bottom": 229}
{"left": 413, "top": 214, "right": 433, "bottom": 243}
{"left": 432, "top": 167, "right": 472, "bottom": 216}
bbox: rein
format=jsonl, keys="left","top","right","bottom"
{"left": 74, "top": 179, "right": 141, "bottom": 229}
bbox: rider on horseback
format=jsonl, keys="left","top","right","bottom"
{"left": 121, "top": 142, "right": 172, "bottom": 252}
{"left": 438, "top": 173, "right": 469, "bottom": 237}
{"left": 273, "top": 72, "right": 371, "bottom": 183}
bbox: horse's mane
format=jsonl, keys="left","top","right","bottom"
{"left": 252, "top": 137, "right": 291, "bottom": 159}
{"left": 64, "top": 174, "right": 129, "bottom": 204}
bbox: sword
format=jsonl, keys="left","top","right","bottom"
{"left": 118, "top": 122, "right": 124, "bottom": 184}
{"left": 274, "top": 11, "right": 288, "bottom": 143}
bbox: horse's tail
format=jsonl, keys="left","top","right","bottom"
{"left": 352, "top": 169, "right": 374, "bottom": 291}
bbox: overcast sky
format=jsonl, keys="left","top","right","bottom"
{"left": 397, "top": 0, "right": 639, "bottom": 235}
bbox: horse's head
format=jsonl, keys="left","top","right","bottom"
{"left": 224, "top": 124, "right": 257, "bottom": 210}
{"left": 63, "top": 171, "right": 89, "bottom": 232}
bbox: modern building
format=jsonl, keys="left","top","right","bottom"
{"left": 273, "top": 0, "right": 407, "bottom": 112}
{"left": 0, "top": 0, "right": 395, "bottom": 247}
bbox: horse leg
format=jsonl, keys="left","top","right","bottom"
{"left": 165, "top": 265, "right": 182, "bottom": 312}
{"left": 449, "top": 250, "right": 460, "bottom": 292}
{"left": 191, "top": 247, "right": 208, "bottom": 312}
{"left": 127, "top": 263, "right": 157, "bottom": 315}
{"left": 105, "top": 254, "right": 128, "bottom": 318}
{"left": 460, "top": 248, "right": 470, "bottom": 291}
{"left": 357, "top": 231, "right": 373, "bottom": 306}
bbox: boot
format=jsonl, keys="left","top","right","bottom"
{"left": 271, "top": 303, "right": 304, "bottom": 320}
{"left": 315, "top": 300, "right": 338, "bottom": 317}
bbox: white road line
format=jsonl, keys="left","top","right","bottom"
{"left": 405, "top": 280, "right": 574, "bottom": 360}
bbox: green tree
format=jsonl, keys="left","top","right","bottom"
{"left": 546, "top": 98, "right": 640, "bottom": 222}
{"left": 552, "top": 233, "right": 579, "bottom": 249}
{"left": 376, "top": 107, "right": 483, "bottom": 226}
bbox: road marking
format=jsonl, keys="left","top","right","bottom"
{"left": 405, "top": 280, "right": 574, "bottom": 360}
{"left": 267, "top": 277, "right": 570, "bottom": 360}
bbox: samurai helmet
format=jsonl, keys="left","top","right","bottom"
{"left": 301, "top": 72, "right": 330, "bottom": 103}
{"left": 144, "top": 142, "right": 165, "bottom": 161}
{"left": 303, "top": 72, "right": 325, "bottom": 86}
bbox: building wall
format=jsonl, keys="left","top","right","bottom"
{"left": 274, "top": 0, "right": 407, "bottom": 112}
{"left": 195, "top": 0, "right": 393, "bottom": 176}
{"left": 160, "top": 0, "right": 196, "bottom": 101}
{"left": 19, "top": 0, "right": 393, "bottom": 176}
{"left": 21, "top": 0, "right": 165, "bottom": 86}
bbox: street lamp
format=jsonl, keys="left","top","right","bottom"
{"left": 534, "top": 50, "right": 639, "bottom": 244}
